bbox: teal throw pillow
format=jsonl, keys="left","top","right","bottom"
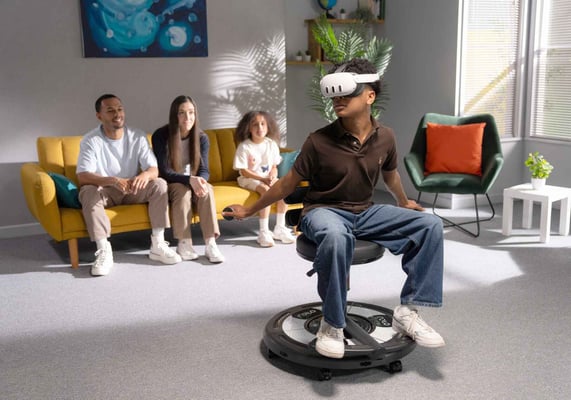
{"left": 278, "top": 150, "right": 300, "bottom": 178}
{"left": 48, "top": 172, "right": 81, "bottom": 209}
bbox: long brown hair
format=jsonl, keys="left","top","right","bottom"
{"left": 234, "top": 111, "right": 280, "bottom": 145}
{"left": 167, "top": 95, "right": 201, "bottom": 175}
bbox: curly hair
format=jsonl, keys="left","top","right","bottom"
{"left": 329, "top": 58, "right": 381, "bottom": 95}
{"left": 234, "top": 111, "right": 280, "bottom": 145}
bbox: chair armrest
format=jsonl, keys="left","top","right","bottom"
{"left": 403, "top": 153, "right": 425, "bottom": 188}
{"left": 20, "top": 163, "right": 64, "bottom": 240}
{"left": 480, "top": 153, "right": 504, "bottom": 193}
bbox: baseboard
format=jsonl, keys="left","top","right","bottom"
{"left": 417, "top": 193, "right": 504, "bottom": 209}
{"left": 0, "top": 223, "right": 45, "bottom": 239}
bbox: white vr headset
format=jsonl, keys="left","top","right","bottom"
{"left": 320, "top": 72, "right": 380, "bottom": 98}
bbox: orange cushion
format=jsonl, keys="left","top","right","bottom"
{"left": 424, "top": 122, "right": 485, "bottom": 176}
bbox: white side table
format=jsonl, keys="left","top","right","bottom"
{"left": 502, "top": 183, "right": 571, "bottom": 243}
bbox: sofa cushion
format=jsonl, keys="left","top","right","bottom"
{"left": 278, "top": 150, "right": 300, "bottom": 178}
{"left": 48, "top": 172, "right": 81, "bottom": 208}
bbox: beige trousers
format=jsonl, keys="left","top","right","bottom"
{"left": 168, "top": 182, "right": 220, "bottom": 241}
{"left": 79, "top": 178, "right": 170, "bottom": 242}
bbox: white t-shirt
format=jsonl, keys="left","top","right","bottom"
{"left": 76, "top": 126, "right": 157, "bottom": 178}
{"left": 233, "top": 138, "right": 282, "bottom": 178}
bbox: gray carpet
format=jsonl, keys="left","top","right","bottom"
{"left": 1, "top": 192, "right": 570, "bottom": 399}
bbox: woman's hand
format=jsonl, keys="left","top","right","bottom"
{"left": 189, "top": 176, "right": 208, "bottom": 197}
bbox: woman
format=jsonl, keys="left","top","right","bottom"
{"left": 152, "top": 95, "right": 224, "bottom": 263}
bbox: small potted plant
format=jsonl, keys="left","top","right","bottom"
{"left": 525, "top": 151, "right": 554, "bottom": 190}
{"left": 303, "top": 50, "right": 312, "bottom": 62}
{"left": 295, "top": 50, "right": 303, "bottom": 62}
{"left": 339, "top": 8, "right": 347, "bottom": 19}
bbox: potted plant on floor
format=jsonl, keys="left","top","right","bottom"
{"left": 525, "top": 151, "right": 554, "bottom": 190}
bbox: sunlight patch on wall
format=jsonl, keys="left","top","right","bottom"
{"left": 208, "top": 33, "right": 287, "bottom": 145}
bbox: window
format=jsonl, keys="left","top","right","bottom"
{"left": 458, "top": 0, "right": 523, "bottom": 138}
{"left": 529, "top": 1, "right": 571, "bottom": 139}
{"left": 459, "top": 0, "right": 571, "bottom": 141}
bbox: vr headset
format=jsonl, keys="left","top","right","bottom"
{"left": 320, "top": 72, "right": 380, "bottom": 98}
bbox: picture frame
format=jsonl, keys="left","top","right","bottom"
{"left": 79, "top": 0, "right": 208, "bottom": 58}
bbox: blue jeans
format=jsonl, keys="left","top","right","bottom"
{"left": 299, "top": 205, "right": 444, "bottom": 329}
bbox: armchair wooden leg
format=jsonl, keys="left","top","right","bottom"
{"left": 68, "top": 238, "right": 79, "bottom": 269}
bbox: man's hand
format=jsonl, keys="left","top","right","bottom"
{"left": 129, "top": 173, "right": 150, "bottom": 195}
{"left": 113, "top": 177, "right": 131, "bottom": 193}
{"left": 400, "top": 199, "right": 425, "bottom": 212}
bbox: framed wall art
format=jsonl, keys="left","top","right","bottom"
{"left": 80, "top": 0, "right": 208, "bottom": 58}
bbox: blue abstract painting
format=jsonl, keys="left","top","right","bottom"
{"left": 80, "top": 0, "right": 208, "bottom": 58}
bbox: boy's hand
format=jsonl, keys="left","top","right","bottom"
{"left": 223, "top": 205, "right": 250, "bottom": 221}
{"left": 401, "top": 199, "right": 425, "bottom": 212}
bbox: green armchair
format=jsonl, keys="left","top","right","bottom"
{"left": 404, "top": 113, "right": 504, "bottom": 237}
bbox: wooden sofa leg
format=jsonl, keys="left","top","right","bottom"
{"left": 68, "top": 238, "right": 79, "bottom": 269}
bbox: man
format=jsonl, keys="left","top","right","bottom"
{"left": 77, "top": 94, "right": 181, "bottom": 276}
{"left": 224, "top": 59, "right": 445, "bottom": 359}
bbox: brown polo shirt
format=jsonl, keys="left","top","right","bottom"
{"left": 293, "top": 118, "right": 398, "bottom": 215}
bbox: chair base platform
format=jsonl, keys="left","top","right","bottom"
{"left": 262, "top": 301, "right": 416, "bottom": 380}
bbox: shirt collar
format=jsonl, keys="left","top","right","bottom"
{"left": 333, "top": 117, "right": 380, "bottom": 140}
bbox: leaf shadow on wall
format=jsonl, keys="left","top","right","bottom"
{"left": 208, "top": 34, "right": 287, "bottom": 146}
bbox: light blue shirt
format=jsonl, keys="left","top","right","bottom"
{"left": 76, "top": 125, "right": 157, "bottom": 178}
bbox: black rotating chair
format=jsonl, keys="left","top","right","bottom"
{"left": 262, "top": 186, "right": 416, "bottom": 381}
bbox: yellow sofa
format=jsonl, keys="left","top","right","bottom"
{"left": 20, "top": 128, "right": 299, "bottom": 268}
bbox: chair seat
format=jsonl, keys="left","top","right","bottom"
{"left": 296, "top": 234, "right": 385, "bottom": 265}
{"left": 414, "top": 172, "right": 485, "bottom": 194}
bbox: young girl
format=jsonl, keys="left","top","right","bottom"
{"left": 233, "top": 111, "right": 295, "bottom": 247}
{"left": 152, "top": 95, "right": 224, "bottom": 263}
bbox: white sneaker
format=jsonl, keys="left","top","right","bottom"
{"left": 273, "top": 226, "right": 295, "bottom": 244}
{"left": 149, "top": 236, "right": 182, "bottom": 265}
{"left": 177, "top": 240, "right": 199, "bottom": 261}
{"left": 91, "top": 242, "right": 113, "bottom": 276}
{"left": 257, "top": 230, "right": 275, "bottom": 247}
{"left": 205, "top": 243, "right": 225, "bottom": 263}
{"left": 392, "top": 305, "right": 445, "bottom": 348}
{"left": 315, "top": 319, "right": 345, "bottom": 359}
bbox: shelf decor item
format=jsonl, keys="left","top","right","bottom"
{"left": 307, "top": 14, "right": 393, "bottom": 122}
{"left": 304, "top": 50, "right": 312, "bottom": 62}
{"left": 339, "top": 8, "right": 347, "bottom": 19}
{"left": 316, "top": 0, "right": 337, "bottom": 19}
{"left": 525, "top": 151, "right": 554, "bottom": 190}
{"left": 295, "top": 50, "right": 303, "bottom": 61}
{"left": 376, "top": 0, "right": 386, "bottom": 20}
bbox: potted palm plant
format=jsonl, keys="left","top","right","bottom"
{"left": 525, "top": 151, "right": 554, "bottom": 190}
{"left": 307, "top": 14, "right": 393, "bottom": 122}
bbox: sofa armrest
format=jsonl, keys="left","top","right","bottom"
{"left": 20, "top": 162, "right": 64, "bottom": 241}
